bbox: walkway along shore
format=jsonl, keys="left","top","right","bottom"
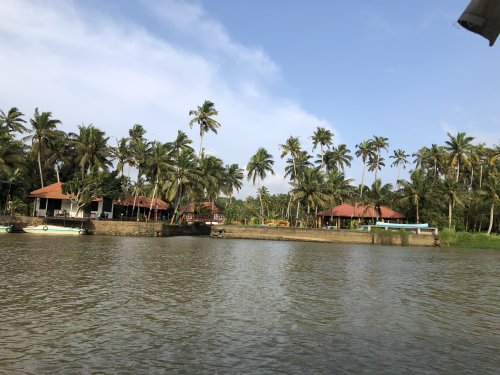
{"left": 210, "top": 225, "right": 440, "bottom": 247}
{"left": 2, "top": 216, "right": 439, "bottom": 246}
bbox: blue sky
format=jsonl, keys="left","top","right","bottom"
{"left": 1, "top": 0, "right": 499, "bottom": 196}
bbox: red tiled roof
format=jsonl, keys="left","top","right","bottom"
{"left": 182, "top": 202, "right": 223, "bottom": 214}
{"left": 114, "top": 195, "right": 169, "bottom": 210}
{"left": 29, "top": 182, "right": 72, "bottom": 199}
{"left": 317, "top": 204, "right": 405, "bottom": 219}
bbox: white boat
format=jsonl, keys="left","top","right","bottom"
{"left": 23, "top": 225, "right": 89, "bottom": 235}
{"left": 0, "top": 225, "right": 13, "bottom": 233}
{"left": 375, "top": 222, "right": 429, "bottom": 229}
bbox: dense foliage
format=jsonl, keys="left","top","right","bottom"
{"left": 0, "top": 105, "right": 499, "bottom": 233}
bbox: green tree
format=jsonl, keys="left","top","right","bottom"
{"left": 27, "top": 108, "right": 62, "bottom": 187}
{"left": 397, "top": 168, "right": 428, "bottom": 223}
{"left": 390, "top": 148, "right": 410, "bottom": 186}
{"left": 370, "top": 135, "right": 389, "bottom": 180}
{"left": 189, "top": 100, "right": 221, "bottom": 158}
{"left": 0, "top": 107, "right": 27, "bottom": 135}
{"left": 479, "top": 175, "right": 499, "bottom": 235}
{"left": 355, "top": 140, "right": 375, "bottom": 197}
{"left": 311, "top": 126, "right": 333, "bottom": 169}
{"left": 444, "top": 131, "right": 474, "bottom": 182}
{"left": 247, "top": 147, "right": 275, "bottom": 224}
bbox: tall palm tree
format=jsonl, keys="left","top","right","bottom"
{"left": 112, "top": 137, "right": 130, "bottom": 177}
{"left": 479, "top": 175, "right": 499, "bottom": 235}
{"left": 198, "top": 154, "right": 225, "bottom": 202}
{"left": 440, "top": 176, "right": 464, "bottom": 228}
{"left": 355, "top": 140, "right": 375, "bottom": 198}
{"left": 311, "top": 126, "right": 333, "bottom": 169}
{"left": 223, "top": 163, "right": 244, "bottom": 205}
{"left": 168, "top": 130, "right": 193, "bottom": 157}
{"left": 444, "top": 131, "right": 474, "bottom": 182}
{"left": 279, "top": 136, "right": 301, "bottom": 178}
{"left": 144, "top": 141, "right": 173, "bottom": 221}
{"left": 0, "top": 107, "right": 27, "bottom": 135}
{"left": 0, "top": 135, "right": 24, "bottom": 176}
{"left": 366, "top": 179, "right": 393, "bottom": 220}
{"left": 45, "top": 130, "right": 71, "bottom": 183}
{"left": 325, "top": 144, "right": 353, "bottom": 172}
{"left": 290, "top": 167, "right": 329, "bottom": 227}
{"left": 371, "top": 135, "right": 389, "bottom": 180}
{"left": 367, "top": 155, "right": 385, "bottom": 181}
{"left": 247, "top": 147, "right": 274, "bottom": 223}
{"left": 27, "top": 108, "right": 61, "bottom": 187}
{"left": 397, "top": 168, "right": 428, "bottom": 223}
{"left": 189, "top": 100, "right": 221, "bottom": 158}
{"left": 390, "top": 148, "right": 410, "bottom": 186}
{"left": 72, "top": 125, "right": 112, "bottom": 175}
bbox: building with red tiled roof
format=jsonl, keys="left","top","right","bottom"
{"left": 29, "top": 182, "right": 114, "bottom": 218}
{"left": 180, "top": 202, "right": 224, "bottom": 224}
{"left": 113, "top": 195, "right": 170, "bottom": 221}
{"left": 317, "top": 204, "right": 405, "bottom": 229}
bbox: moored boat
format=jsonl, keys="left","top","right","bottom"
{"left": 375, "top": 222, "right": 429, "bottom": 229}
{"left": 23, "top": 225, "right": 89, "bottom": 235}
{"left": 0, "top": 225, "right": 13, "bottom": 233}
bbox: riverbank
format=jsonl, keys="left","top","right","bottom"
{"left": 210, "top": 225, "right": 439, "bottom": 247}
{"left": 440, "top": 229, "right": 500, "bottom": 249}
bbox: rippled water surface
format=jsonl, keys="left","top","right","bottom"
{"left": 1, "top": 235, "right": 499, "bottom": 374}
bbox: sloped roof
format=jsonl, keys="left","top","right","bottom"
{"left": 114, "top": 195, "right": 169, "bottom": 210}
{"left": 317, "top": 204, "right": 405, "bottom": 219}
{"left": 29, "top": 182, "right": 72, "bottom": 199}
{"left": 183, "top": 202, "right": 223, "bottom": 214}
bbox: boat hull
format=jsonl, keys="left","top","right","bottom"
{"left": 23, "top": 225, "right": 87, "bottom": 235}
{"left": 0, "top": 226, "right": 13, "bottom": 234}
{"left": 375, "top": 222, "right": 429, "bottom": 229}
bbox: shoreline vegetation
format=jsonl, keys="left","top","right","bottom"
{"left": 0, "top": 103, "right": 499, "bottom": 241}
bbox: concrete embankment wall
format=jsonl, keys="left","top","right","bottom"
{"left": 211, "top": 225, "right": 437, "bottom": 247}
{"left": 91, "top": 221, "right": 212, "bottom": 237}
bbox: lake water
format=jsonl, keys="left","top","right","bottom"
{"left": 1, "top": 235, "right": 499, "bottom": 374}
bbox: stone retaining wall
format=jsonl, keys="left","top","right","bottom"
{"left": 91, "top": 220, "right": 163, "bottom": 237}
{"left": 211, "top": 225, "right": 437, "bottom": 247}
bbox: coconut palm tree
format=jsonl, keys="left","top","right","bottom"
{"left": 0, "top": 107, "right": 27, "bottom": 135}
{"left": 223, "top": 163, "right": 244, "bottom": 205}
{"left": 247, "top": 147, "right": 274, "bottom": 223}
{"left": 72, "top": 125, "right": 112, "bottom": 175}
{"left": 0, "top": 135, "right": 24, "bottom": 176}
{"left": 371, "top": 135, "right": 389, "bottom": 180}
{"left": 355, "top": 140, "right": 375, "bottom": 198}
{"left": 367, "top": 155, "right": 385, "bottom": 181}
{"left": 311, "top": 126, "right": 333, "bottom": 169}
{"left": 479, "top": 175, "right": 499, "bottom": 235}
{"left": 325, "top": 144, "right": 353, "bottom": 172}
{"left": 366, "top": 179, "right": 393, "bottom": 220}
{"left": 279, "top": 136, "right": 301, "bottom": 178}
{"left": 290, "top": 167, "right": 329, "bottom": 227}
{"left": 390, "top": 148, "right": 410, "bottom": 186}
{"left": 444, "top": 131, "right": 475, "bottom": 182}
{"left": 168, "top": 130, "right": 193, "bottom": 157}
{"left": 189, "top": 100, "right": 221, "bottom": 158}
{"left": 26, "top": 108, "right": 62, "bottom": 187}
{"left": 397, "top": 168, "right": 428, "bottom": 223}
{"left": 440, "top": 176, "right": 464, "bottom": 228}
{"left": 112, "top": 137, "right": 130, "bottom": 177}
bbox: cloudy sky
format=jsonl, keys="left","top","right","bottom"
{"left": 1, "top": 0, "right": 499, "bottom": 196}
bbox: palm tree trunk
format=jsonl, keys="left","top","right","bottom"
{"left": 448, "top": 199, "right": 453, "bottom": 228}
{"left": 55, "top": 164, "right": 60, "bottom": 183}
{"left": 37, "top": 150, "right": 44, "bottom": 187}
{"left": 487, "top": 202, "right": 494, "bottom": 235}
{"left": 132, "top": 188, "right": 139, "bottom": 221}
{"left": 456, "top": 159, "right": 460, "bottom": 182}
{"left": 360, "top": 160, "right": 366, "bottom": 197}
{"left": 199, "top": 132, "right": 204, "bottom": 159}
{"left": 148, "top": 178, "right": 159, "bottom": 222}
{"left": 479, "top": 165, "right": 483, "bottom": 188}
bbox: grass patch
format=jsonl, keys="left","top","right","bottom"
{"left": 372, "top": 229, "right": 409, "bottom": 246}
{"left": 440, "top": 229, "right": 500, "bottom": 249}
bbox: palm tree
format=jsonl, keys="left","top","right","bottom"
{"left": 479, "top": 175, "right": 499, "bottom": 235}
{"left": 390, "top": 149, "right": 410, "bottom": 186}
{"left": 355, "top": 140, "right": 375, "bottom": 198}
{"left": 72, "top": 125, "right": 112, "bottom": 175}
{"left": 45, "top": 130, "right": 71, "bottom": 183}
{"left": 279, "top": 136, "right": 301, "bottom": 178}
{"left": 198, "top": 154, "right": 225, "bottom": 202}
{"left": 247, "top": 147, "right": 274, "bottom": 223}
{"left": 144, "top": 141, "right": 173, "bottom": 221}
{"left": 366, "top": 179, "right": 393, "bottom": 220}
{"left": 311, "top": 126, "right": 333, "bottom": 169}
{"left": 444, "top": 132, "right": 474, "bottom": 182}
{"left": 0, "top": 107, "right": 27, "bottom": 135}
{"left": 397, "top": 169, "right": 428, "bottom": 223}
{"left": 440, "top": 176, "right": 464, "bottom": 228}
{"left": 325, "top": 144, "right": 353, "bottom": 172}
{"left": 371, "top": 135, "right": 389, "bottom": 180}
{"left": 290, "top": 167, "right": 329, "bottom": 227}
{"left": 112, "top": 137, "right": 130, "bottom": 177}
{"left": 367, "top": 155, "right": 385, "bottom": 181}
{"left": 325, "top": 170, "right": 354, "bottom": 225}
{"left": 27, "top": 108, "right": 61, "bottom": 187}
{"left": 189, "top": 100, "right": 221, "bottom": 158}
{"left": 0, "top": 135, "right": 24, "bottom": 176}
{"left": 223, "top": 163, "right": 244, "bottom": 205}
{"left": 168, "top": 130, "right": 193, "bottom": 156}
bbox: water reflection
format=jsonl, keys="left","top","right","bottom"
{"left": 0, "top": 236, "right": 499, "bottom": 374}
